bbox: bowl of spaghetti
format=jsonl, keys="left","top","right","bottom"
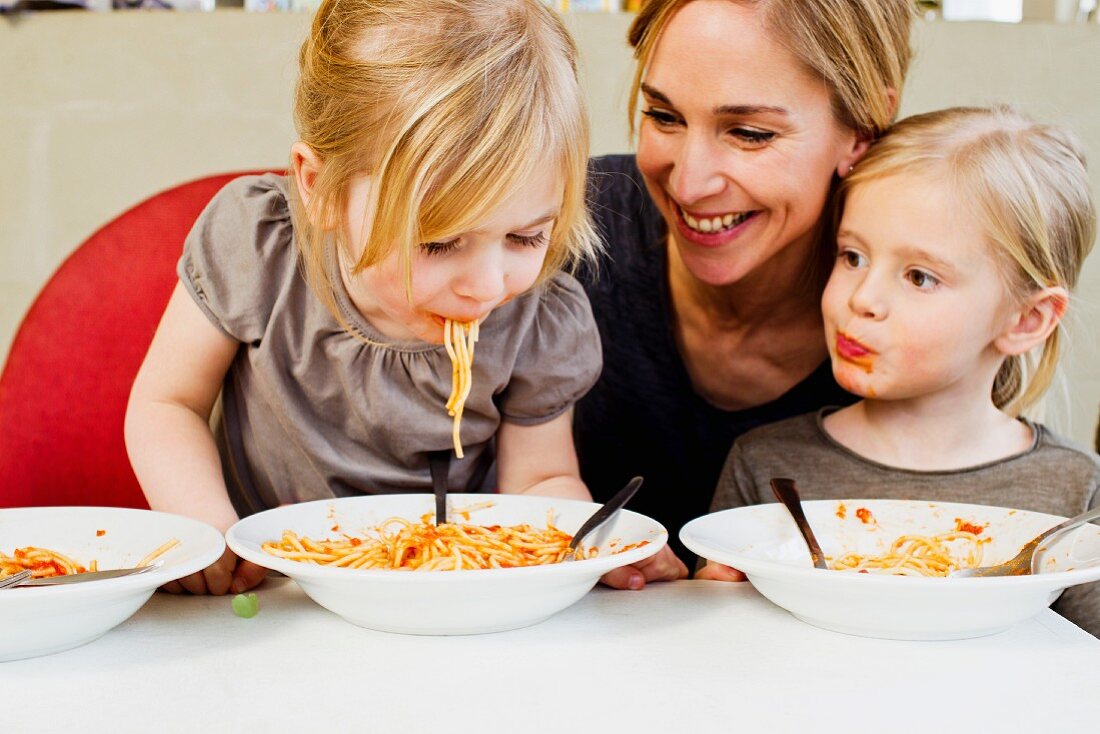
{"left": 680, "top": 499, "right": 1100, "bottom": 640}
{"left": 226, "top": 493, "right": 667, "bottom": 635}
{"left": 0, "top": 506, "right": 225, "bottom": 661}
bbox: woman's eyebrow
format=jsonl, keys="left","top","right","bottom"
{"left": 640, "top": 82, "right": 672, "bottom": 105}
{"left": 714, "top": 103, "right": 789, "bottom": 117}
{"left": 641, "top": 82, "right": 787, "bottom": 117}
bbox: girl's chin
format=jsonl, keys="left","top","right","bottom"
{"left": 833, "top": 368, "right": 877, "bottom": 399}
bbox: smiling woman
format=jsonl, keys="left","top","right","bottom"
{"left": 573, "top": 0, "right": 913, "bottom": 568}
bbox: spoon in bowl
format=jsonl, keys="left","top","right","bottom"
{"left": 950, "top": 505, "right": 1100, "bottom": 578}
{"left": 770, "top": 478, "right": 829, "bottom": 570}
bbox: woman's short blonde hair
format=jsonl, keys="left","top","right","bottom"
{"left": 840, "top": 106, "right": 1097, "bottom": 416}
{"left": 626, "top": 0, "right": 913, "bottom": 139}
{"left": 290, "top": 0, "right": 599, "bottom": 320}
{"left": 626, "top": 0, "right": 913, "bottom": 289}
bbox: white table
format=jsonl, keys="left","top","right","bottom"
{"left": 3, "top": 578, "right": 1098, "bottom": 733}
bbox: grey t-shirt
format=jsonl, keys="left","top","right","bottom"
{"left": 712, "top": 408, "right": 1100, "bottom": 637}
{"left": 178, "top": 173, "right": 602, "bottom": 516}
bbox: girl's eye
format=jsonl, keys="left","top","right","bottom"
{"left": 730, "top": 128, "right": 775, "bottom": 147}
{"left": 508, "top": 232, "right": 549, "bottom": 249}
{"left": 839, "top": 250, "right": 866, "bottom": 269}
{"left": 906, "top": 269, "right": 940, "bottom": 291}
{"left": 641, "top": 108, "right": 680, "bottom": 127}
{"left": 420, "top": 239, "right": 459, "bottom": 257}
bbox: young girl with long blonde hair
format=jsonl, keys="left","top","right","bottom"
{"left": 705, "top": 106, "right": 1100, "bottom": 635}
{"left": 126, "top": 0, "right": 683, "bottom": 595}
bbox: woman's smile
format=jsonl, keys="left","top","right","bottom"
{"left": 672, "top": 202, "right": 760, "bottom": 248}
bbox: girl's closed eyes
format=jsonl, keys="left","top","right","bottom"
{"left": 420, "top": 231, "right": 550, "bottom": 257}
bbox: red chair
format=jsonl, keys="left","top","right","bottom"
{"left": 0, "top": 171, "right": 278, "bottom": 508}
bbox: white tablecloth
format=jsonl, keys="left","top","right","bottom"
{"left": 3, "top": 578, "right": 1098, "bottom": 733}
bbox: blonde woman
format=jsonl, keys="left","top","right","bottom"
{"left": 705, "top": 106, "right": 1100, "bottom": 636}
{"left": 126, "top": 0, "right": 681, "bottom": 594}
{"left": 575, "top": 0, "right": 913, "bottom": 578}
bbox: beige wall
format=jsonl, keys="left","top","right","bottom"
{"left": 2, "top": 12, "right": 1098, "bottom": 446}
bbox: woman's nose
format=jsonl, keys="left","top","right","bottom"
{"left": 668, "top": 133, "right": 727, "bottom": 205}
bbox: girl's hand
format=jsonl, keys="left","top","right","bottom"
{"left": 160, "top": 547, "right": 268, "bottom": 595}
{"left": 599, "top": 545, "right": 689, "bottom": 590}
{"left": 695, "top": 561, "right": 747, "bottom": 582}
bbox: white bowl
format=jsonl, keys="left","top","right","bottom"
{"left": 0, "top": 506, "right": 225, "bottom": 661}
{"left": 227, "top": 494, "right": 667, "bottom": 635}
{"left": 680, "top": 499, "right": 1100, "bottom": 640}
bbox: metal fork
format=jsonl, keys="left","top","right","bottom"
{"left": 950, "top": 505, "right": 1100, "bottom": 578}
{"left": 564, "top": 476, "right": 644, "bottom": 561}
{"left": 0, "top": 564, "right": 161, "bottom": 588}
{"left": 0, "top": 570, "right": 32, "bottom": 589}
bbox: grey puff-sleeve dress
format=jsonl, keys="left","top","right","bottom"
{"left": 178, "top": 173, "right": 602, "bottom": 517}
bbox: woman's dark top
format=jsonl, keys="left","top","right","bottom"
{"left": 574, "top": 155, "right": 854, "bottom": 563}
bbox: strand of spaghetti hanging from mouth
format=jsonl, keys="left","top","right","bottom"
{"left": 442, "top": 318, "right": 480, "bottom": 458}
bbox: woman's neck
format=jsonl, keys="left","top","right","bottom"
{"left": 823, "top": 398, "right": 1035, "bottom": 472}
{"left": 664, "top": 236, "right": 829, "bottom": 411}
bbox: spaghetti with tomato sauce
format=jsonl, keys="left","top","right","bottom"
{"left": 263, "top": 507, "right": 649, "bottom": 572}
{"left": 0, "top": 539, "right": 181, "bottom": 580}
{"left": 0, "top": 547, "right": 92, "bottom": 578}
{"left": 829, "top": 518, "right": 989, "bottom": 577}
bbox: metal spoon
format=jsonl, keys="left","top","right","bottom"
{"left": 566, "top": 476, "right": 644, "bottom": 560}
{"left": 770, "top": 478, "right": 829, "bottom": 570}
{"left": 950, "top": 505, "right": 1100, "bottom": 578}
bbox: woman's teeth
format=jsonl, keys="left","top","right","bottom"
{"left": 681, "top": 208, "right": 752, "bottom": 234}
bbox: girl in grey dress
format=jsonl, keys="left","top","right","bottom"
{"left": 704, "top": 106, "right": 1100, "bottom": 635}
{"left": 125, "top": 0, "right": 683, "bottom": 595}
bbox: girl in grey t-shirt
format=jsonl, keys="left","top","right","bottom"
{"left": 704, "top": 107, "right": 1100, "bottom": 636}
{"left": 125, "top": 0, "right": 687, "bottom": 595}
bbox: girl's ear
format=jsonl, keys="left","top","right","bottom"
{"left": 994, "top": 287, "right": 1069, "bottom": 357}
{"left": 291, "top": 141, "right": 323, "bottom": 221}
{"left": 837, "top": 87, "right": 898, "bottom": 179}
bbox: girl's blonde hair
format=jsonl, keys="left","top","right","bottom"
{"left": 626, "top": 0, "right": 913, "bottom": 140}
{"left": 840, "top": 106, "right": 1097, "bottom": 416}
{"left": 290, "top": 0, "right": 599, "bottom": 323}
